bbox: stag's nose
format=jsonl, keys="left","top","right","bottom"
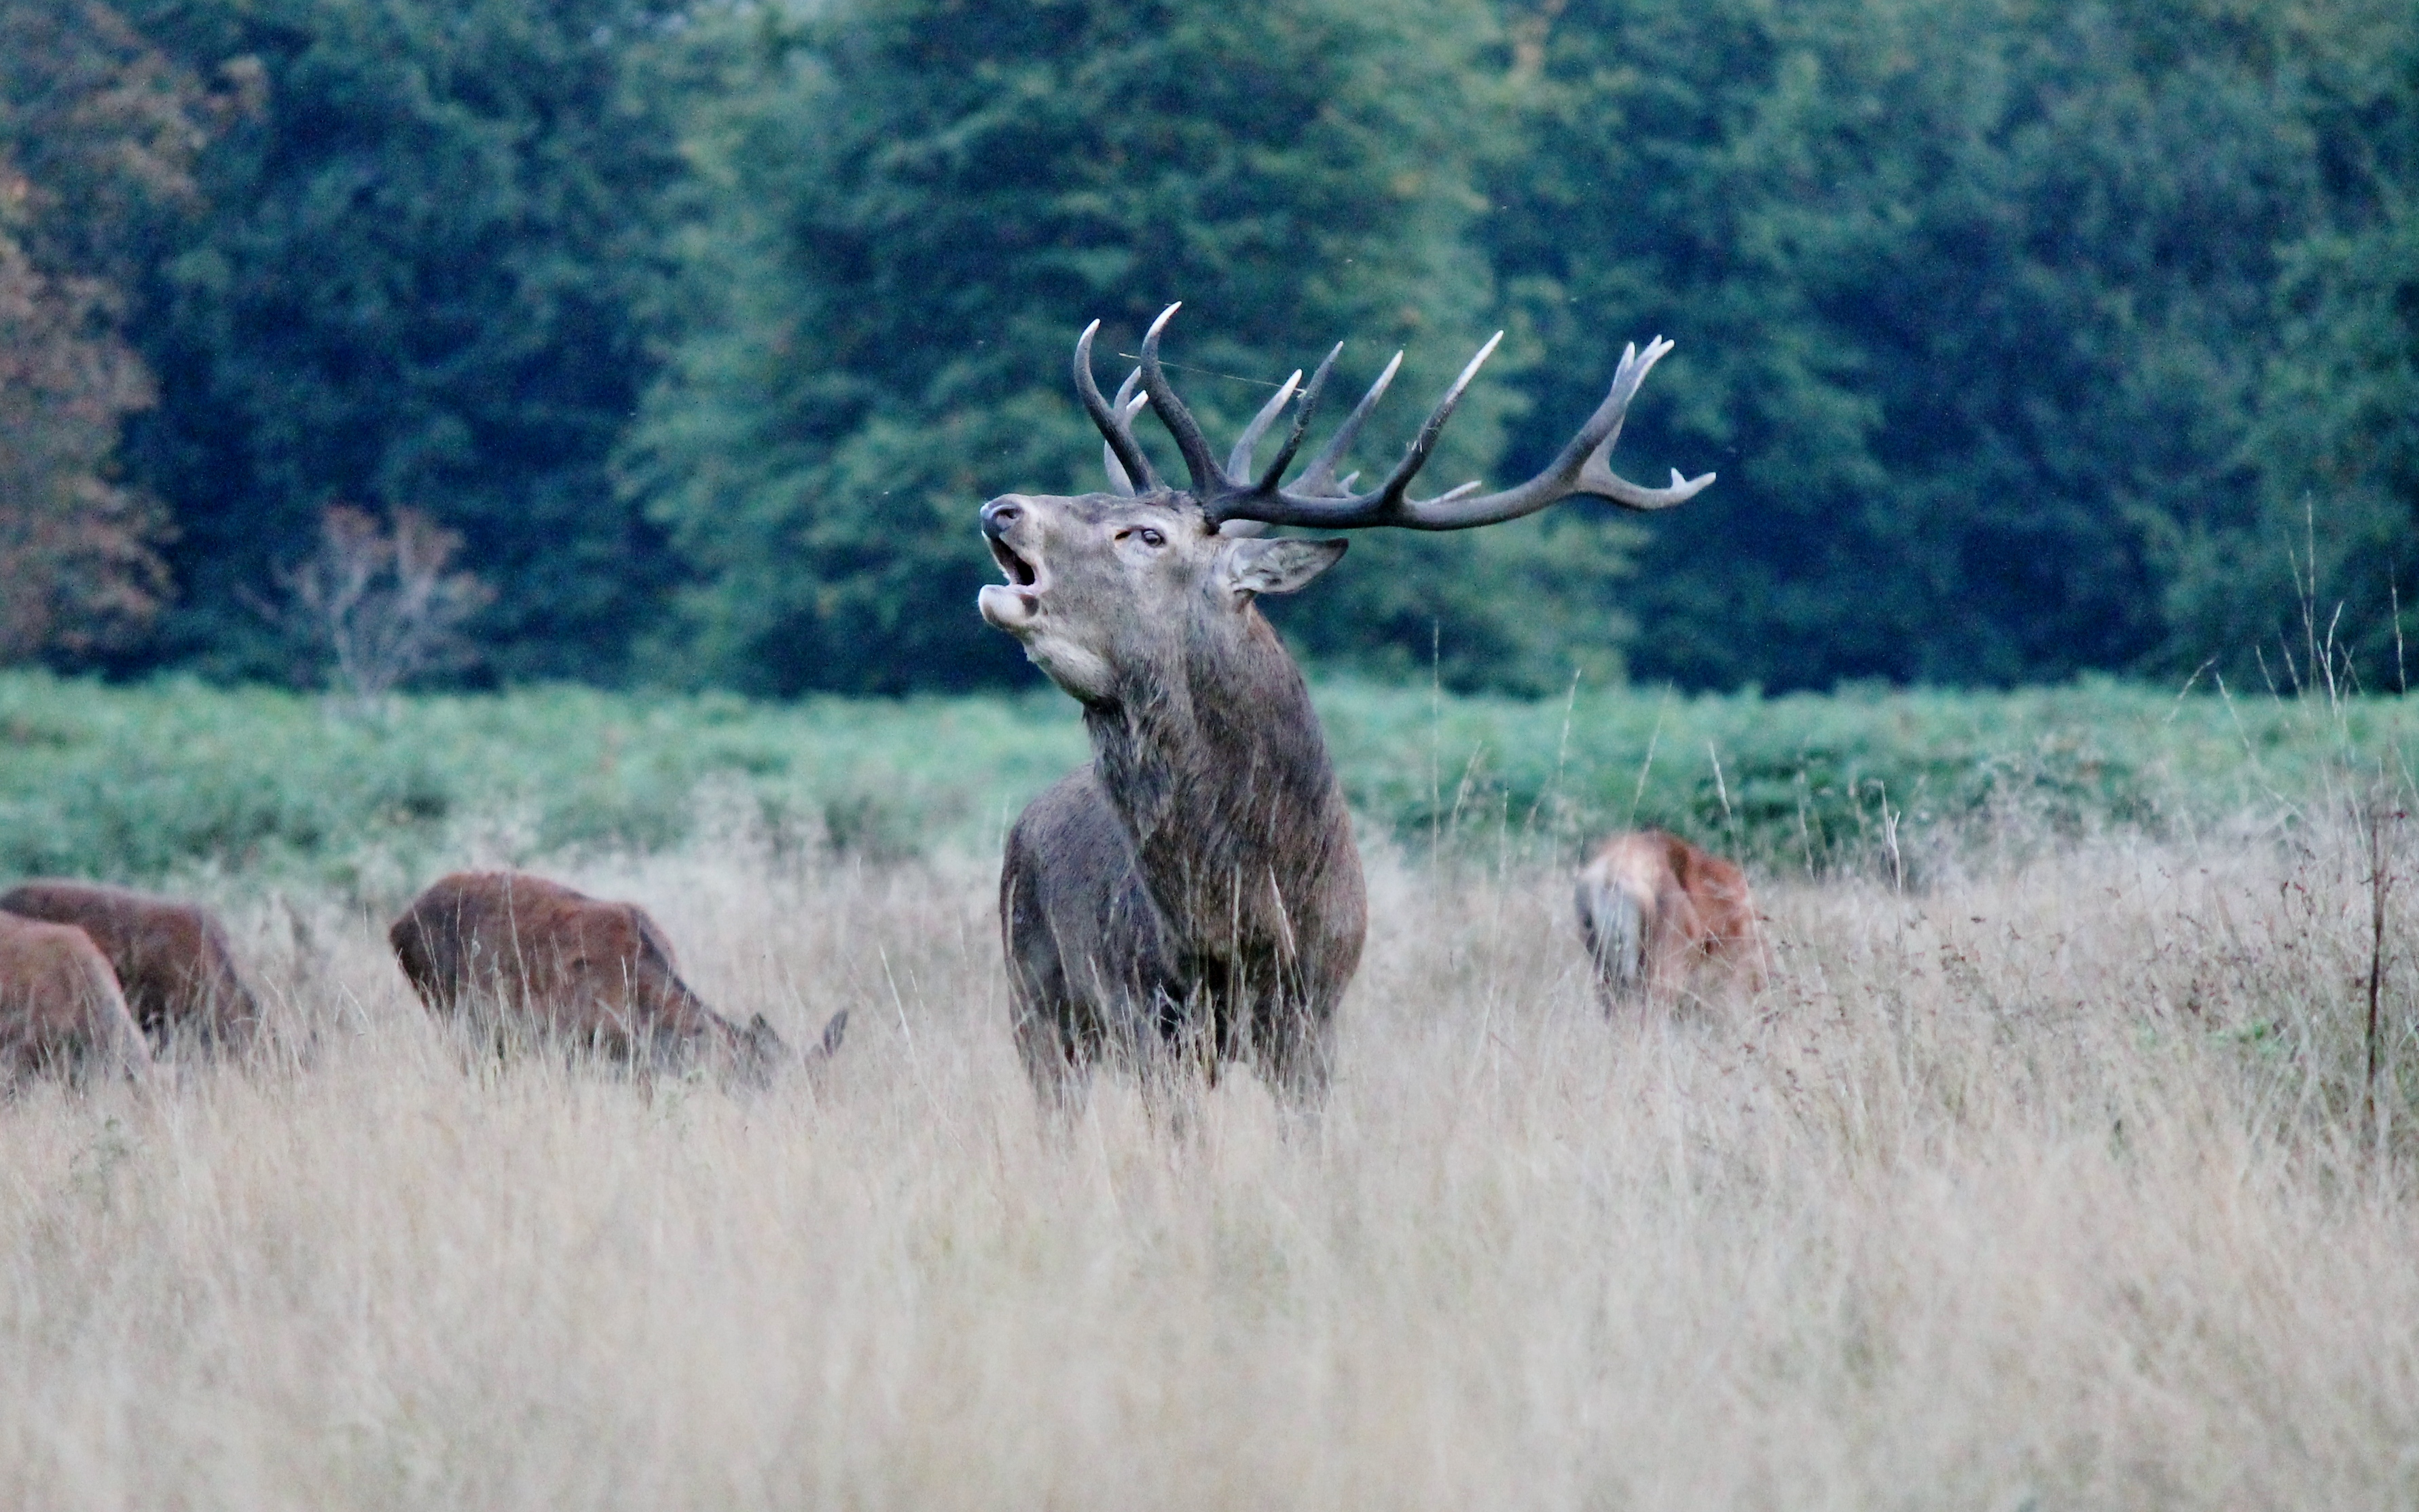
{"left": 981, "top": 498, "right": 1023, "bottom": 540}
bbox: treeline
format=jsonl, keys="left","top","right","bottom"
{"left": 3, "top": 0, "right": 2415, "bottom": 696}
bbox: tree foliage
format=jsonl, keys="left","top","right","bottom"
{"left": 621, "top": 0, "right": 1646, "bottom": 695}
{"left": 115, "top": 0, "right": 689, "bottom": 682}
{"left": 1, "top": 0, "right": 2414, "bottom": 694}
{"left": 1487, "top": 0, "right": 2359, "bottom": 688}
{"left": 0, "top": 0, "right": 222, "bottom": 662}
{"left": 2161, "top": 1, "right": 2419, "bottom": 690}
{"left": 0, "top": 204, "right": 166, "bottom": 661}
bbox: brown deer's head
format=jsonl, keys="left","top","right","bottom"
{"left": 977, "top": 305, "right": 1714, "bottom": 702}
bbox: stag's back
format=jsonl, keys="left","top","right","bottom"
{"left": 0, "top": 912, "right": 153, "bottom": 1082}
{"left": 0, "top": 880, "right": 262, "bottom": 1051}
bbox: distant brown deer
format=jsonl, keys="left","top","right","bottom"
{"left": 0, "top": 912, "right": 154, "bottom": 1083}
{"left": 979, "top": 305, "right": 1713, "bottom": 1106}
{"left": 1575, "top": 830, "right": 1766, "bottom": 1009}
{"left": 388, "top": 872, "right": 845, "bottom": 1086}
{"left": 0, "top": 880, "right": 265, "bottom": 1052}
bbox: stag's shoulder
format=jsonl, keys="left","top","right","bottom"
{"left": 1007, "top": 771, "right": 1132, "bottom": 872}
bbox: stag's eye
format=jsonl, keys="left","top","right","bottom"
{"left": 1137, "top": 528, "right": 1165, "bottom": 549}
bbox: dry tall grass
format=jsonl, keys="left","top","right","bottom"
{"left": 5, "top": 813, "right": 2417, "bottom": 1509}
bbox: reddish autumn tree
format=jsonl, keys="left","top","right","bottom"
{"left": 0, "top": 184, "right": 167, "bottom": 660}
{"left": 0, "top": 0, "right": 244, "bottom": 661}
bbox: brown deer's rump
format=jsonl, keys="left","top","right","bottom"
{"left": 1576, "top": 830, "right": 1766, "bottom": 1008}
{"left": 0, "top": 880, "right": 263, "bottom": 1052}
{"left": 388, "top": 871, "right": 841, "bottom": 1083}
{"left": 0, "top": 912, "right": 154, "bottom": 1082}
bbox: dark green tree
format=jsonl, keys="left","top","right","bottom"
{"left": 115, "top": 0, "right": 689, "bottom": 683}
{"left": 9, "top": 0, "right": 2401, "bottom": 697}
{"left": 2162, "top": 1, "right": 2419, "bottom": 690}
{"left": 1489, "top": 0, "right": 2329, "bottom": 690}
{"left": 625, "top": 0, "right": 1650, "bottom": 696}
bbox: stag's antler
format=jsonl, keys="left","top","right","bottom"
{"left": 1074, "top": 303, "right": 1715, "bottom": 530}
{"left": 1076, "top": 321, "right": 1157, "bottom": 495}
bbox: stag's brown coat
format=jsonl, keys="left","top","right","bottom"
{"left": 0, "top": 912, "right": 153, "bottom": 1082}
{"left": 0, "top": 880, "right": 263, "bottom": 1051}
{"left": 1576, "top": 830, "right": 1766, "bottom": 1008}
{"left": 979, "top": 305, "right": 1713, "bottom": 1106}
{"left": 992, "top": 543, "right": 1367, "bottom": 1103}
{"left": 388, "top": 872, "right": 841, "bottom": 1084}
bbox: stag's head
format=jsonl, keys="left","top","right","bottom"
{"left": 978, "top": 491, "right": 1343, "bottom": 704}
{"left": 977, "top": 305, "right": 1715, "bottom": 703}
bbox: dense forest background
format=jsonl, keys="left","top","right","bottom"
{"left": 1, "top": 0, "right": 2414, "bottom": 697}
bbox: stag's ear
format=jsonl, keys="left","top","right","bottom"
{"left": 1218, "top": 537, "right": 1346, "bottom": 599}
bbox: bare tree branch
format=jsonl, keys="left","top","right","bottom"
{"left": 272, "top": 505, "right": 494, "bottom": 711}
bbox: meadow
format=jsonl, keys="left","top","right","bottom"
{"left": 6, "top": 667, "right": 2414, "bottom": 892}
{"left": 5, "top": 671, "right": 2419, "bottom": 1508}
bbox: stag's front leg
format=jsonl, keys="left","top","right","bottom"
{"left": 1009, "top": 988, "right": 1097, "bottom": 1120}
{"left": 1252, "top": 991, "right": 1336, "bottom": 1111}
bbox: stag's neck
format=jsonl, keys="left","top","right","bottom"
{"left": 1084, "top": 612, "right": 1349, "bottom": 950}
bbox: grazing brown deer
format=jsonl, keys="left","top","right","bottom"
{"left": 1575, "top": 830, "right": 1766, "bottom": 1009}
{"left": 388, "top": 872, "right": 845, "bottom": 1086}
{"left": 0, "top": 880, "right": 265, "bottom": 1052}
{"left": 980, "top": 305, "right": 1713, "bottom": 1106}
{"left": 0, "top": 912, "right": 154, "bottom": 1083}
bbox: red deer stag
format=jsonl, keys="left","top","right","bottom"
{"left": 388, "top": 872, "right": 845, "bottom": 1086}
{"left": 1575, "top": 830, "right": 1766, "bottom": 1009}
{"left": 0, "top": 880, "right": 265, "bottom": 1053}
{"left": 979, "top": 305, "right": 1713, "bottom": 1106}
{"left": 0, "top": 912, "right": 154, "bottom": 1083}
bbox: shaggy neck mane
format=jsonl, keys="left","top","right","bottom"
{"left": 1083, "top": 606, "right": 1349, "bottom": 959}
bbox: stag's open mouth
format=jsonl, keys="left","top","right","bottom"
{"left": 988, "top": 534, "right": 1040, "bottom": 589}
{"left": 979, "top": 536, "right": 1047, "bottom": 633}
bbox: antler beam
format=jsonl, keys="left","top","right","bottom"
{"left": 1072, "top": 304, "right": 1715, "bottom": 531}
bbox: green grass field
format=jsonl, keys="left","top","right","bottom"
{"left": 5, "top": 669, "right": 2412, "bottom": 899}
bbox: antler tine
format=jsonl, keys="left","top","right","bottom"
{"left": 1256, "top": 342, "right": 1341, "bottom": 493}
{"left": 1137, "top": 303, "right": 1233, "bottom": 497}
{"left": 1567, "top": 337, "right": 1713, "bottom": 510}
{"left": 1370, "top": 331, "right": 1501, "bottom": 509}
{"left": 1290, "top": 350, "right": 1402, "bottom": 498}
{"left": 1203, "top": 334, "right": 1497, "bottom": 527}
{"left": 1101, "top": 369, "right": 1151, "bottom": 495}
{"left": 1226, "top": 369, "right": 1303, "bottom": 480}
{"left": 1210, "top": 333, "right": 1713, "bottom": 531}
{"left": 1076, "top": 321, "right": 1157, "bottom": 494}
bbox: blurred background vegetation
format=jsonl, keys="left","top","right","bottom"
{"left": 7, "top": 668, "right": 2411, "bottom": 896}
{"left": 2, "top": 0, "right": 2412, "bottom": 701}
